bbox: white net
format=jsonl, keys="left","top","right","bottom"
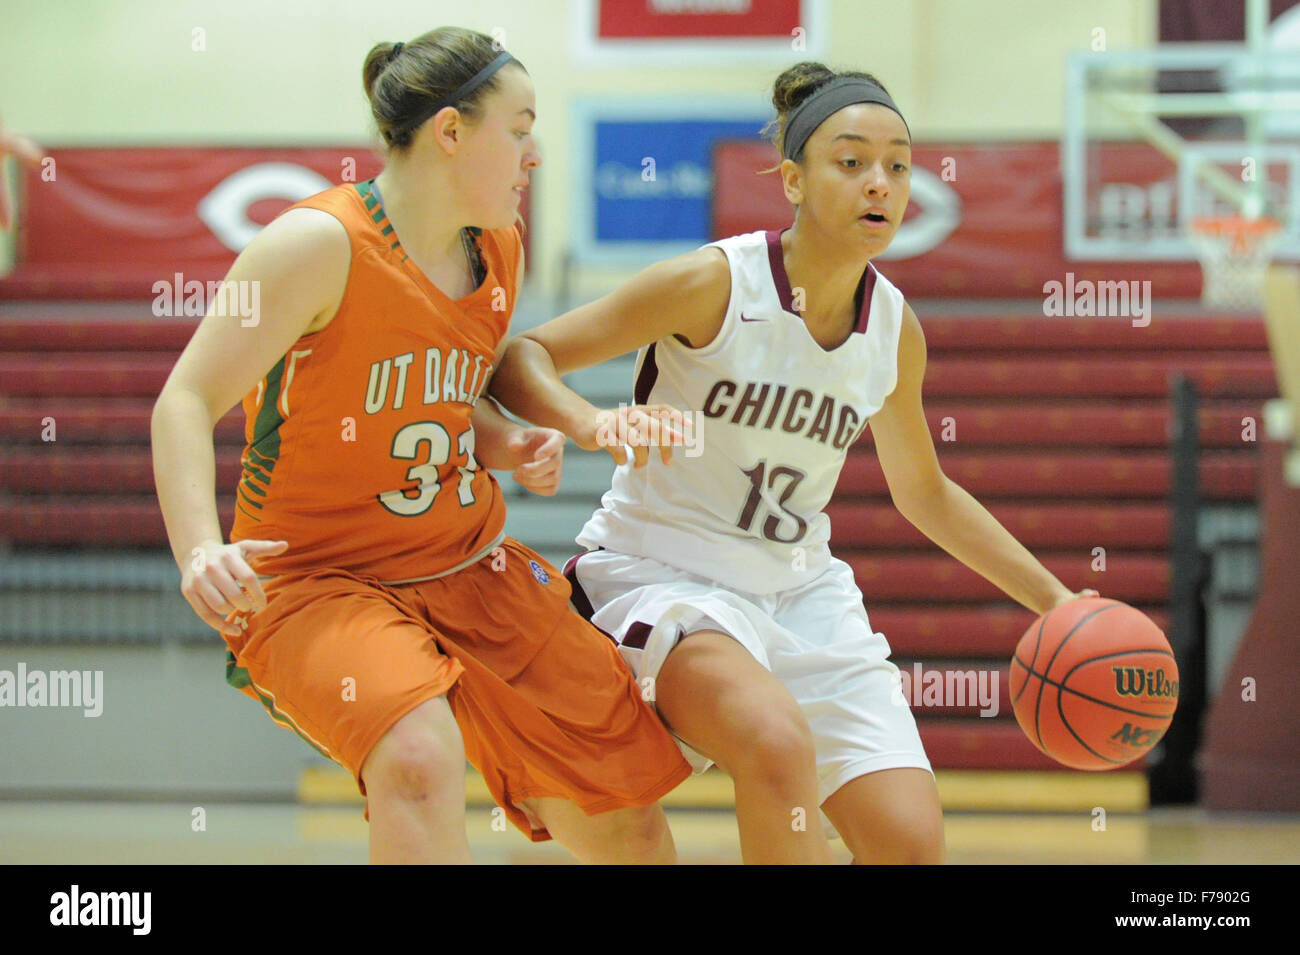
{"left": 1190, "top": 217, "right": 1284, "bottom": 310}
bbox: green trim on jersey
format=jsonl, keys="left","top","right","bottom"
{"left": 226, "top": 651, "right": 332, "bottom": 760}
{"left": 236, "top": 357, "right": 286, "bottom": 515}
{"left": 250, "top": 357, "right": 286, "bottom": 461}
{"left": 247, "top": 446, "right": 277, "bottom": 475}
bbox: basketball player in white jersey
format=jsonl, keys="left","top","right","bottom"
{"left": 490, "top": 62, "right": 1097, "bottom": 864}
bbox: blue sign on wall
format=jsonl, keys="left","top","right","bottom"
{"left": 593, "top": 118, "right": 768, "bottom": 244}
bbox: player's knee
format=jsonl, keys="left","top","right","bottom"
{"left": 891, "top": 821, "right": 945, "bottom": 865}
{"left": 363, "top": 706, "right": 463, "bottom": 802}
{"left": 364, "top": 736, "right": 459, "bottom": 802}
{"left": 597, "top": 805, "right": 671, "bottom": 859}
{"left": 849, "top": 812, "right": 946, "bottom": 865}
{"left": 721, "top": 707, "right": 816, "bottom": 789}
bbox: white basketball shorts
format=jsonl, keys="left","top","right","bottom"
{"left": 562, "top": 546, "right": 933, "bottom": 809}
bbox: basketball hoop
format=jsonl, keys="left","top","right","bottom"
{"left": 1190, "top": 215, "right": 1283, "bottom": 310}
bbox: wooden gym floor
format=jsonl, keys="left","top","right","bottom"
{"left": 2, "top": 768, "right": 1297, "bottom": 864}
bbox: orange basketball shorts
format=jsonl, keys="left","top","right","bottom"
{"left": 221, "top": 536, "right": 691, "bottom": 841}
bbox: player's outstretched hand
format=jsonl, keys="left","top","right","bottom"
{"left": 588, "top": 404, "right": 687, "bottom": 468}
{"left": 506, "top": 426, "right": 565, "bottom": 496}
{"left": 181, "top": 538, "right": 288, "bottom": 637}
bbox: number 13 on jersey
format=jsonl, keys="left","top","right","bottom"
{"left": 736, "top": 458, "right": 808, "bottom": 544}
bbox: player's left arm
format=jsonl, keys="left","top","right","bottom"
{"left": 468, "top": 241, "right": 566, "bottom": 495}
{"left": 868, "top": 303, "right": 1094, "bottom": 615}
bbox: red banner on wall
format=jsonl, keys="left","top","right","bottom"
{"left": 1, "top": 148, "right": 532, "bottom": 300}
{"left": 598, "top": 0, "right": 802, "bottom": 38}
{"left": 712, "top": 140, "right": 1206, "bottom": 299}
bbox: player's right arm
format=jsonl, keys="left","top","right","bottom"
{"left": 490, "top": 247, "right": 730, "bottom": 466}
{"left": 151, "top": 208, "right": 350, "bottom": 635}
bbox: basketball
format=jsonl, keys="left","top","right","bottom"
{"left": 1009, "top": 597, "right": 1179, "bottom": 771}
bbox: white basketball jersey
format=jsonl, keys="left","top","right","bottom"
{"left": 576, "top": 228, "right": 906, "bottom": 595}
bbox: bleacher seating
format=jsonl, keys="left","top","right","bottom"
{"left": 0, "top": 310, "right": 1276, "bottom": 773}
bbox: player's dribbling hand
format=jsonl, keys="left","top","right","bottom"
{"left": 587, "top": 404, "right": 687, "bottom": 468}
{"left": 506, "top": 427, "right": 565, "bottom": 496}
{"left": 1049, "top": 588, "right": 1101, "bottom": 611}
{"left": 180, "top": 538, "right": 288, "bottom": 637}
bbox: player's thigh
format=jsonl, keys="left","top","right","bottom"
{"left": 237, "top": 572, "right": 464, "bottom": 788}
{"left": 822, "top": 768, "right": 945, "bottom": 864}
{"left": 655, "top": 629, "right": 815, "bottom": 773}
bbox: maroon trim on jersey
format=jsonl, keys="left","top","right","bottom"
{"left": 765, "top": 227, "right": 877, "bottom": 336}
{"left": 856, "top": 262, "right": 877, "bottom": 335}
{"left": 764, "top": 229, "right": 797, "bottom": 314}
{"left": 623, "top": 621, "right": 654, "bottom": 651}
{"left": 561, "top": 549, "right": 616, "bottom": 644}
{"left": 634, "top": 342, "right": 659, "bottom": 404}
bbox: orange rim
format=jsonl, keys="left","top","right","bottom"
{"left": 1191, "top": 216, "right": 1282, "bottom": 255}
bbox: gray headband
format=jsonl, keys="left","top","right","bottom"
{"left": 389, "top": 50, "right": 516, "bottom": 144}
{"left": 782, "top": 76, "right": 910, "bottom": 160}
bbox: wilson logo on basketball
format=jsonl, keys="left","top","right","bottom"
{"left": 1112, "top": 667, "right": 1179, "bottom": 700}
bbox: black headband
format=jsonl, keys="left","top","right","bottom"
{"left": 782, "top": 76, "right": 910, "bottom": 160}
{"left": 388, "top": 50, "right": 516, "bottom": 144}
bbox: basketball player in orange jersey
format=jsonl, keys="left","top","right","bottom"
{"left": 152, "top": 27, "right": 690, "bottom": 864}
{"left": 490, "top": 62, "right": 1098, "bottom": 864}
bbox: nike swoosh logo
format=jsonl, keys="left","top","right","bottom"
{"left": 739, "top": 314, "right": 767, "bottom": 323}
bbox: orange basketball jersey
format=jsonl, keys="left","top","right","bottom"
{"left": 229, "top": 179, "right": 521, "bottom": 581}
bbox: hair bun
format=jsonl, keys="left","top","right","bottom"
{"left": 761, "top": 62, "right": 893, "bottom": 162}
{"left": 771, "top": 61, "right": 837, "bottom": 113}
